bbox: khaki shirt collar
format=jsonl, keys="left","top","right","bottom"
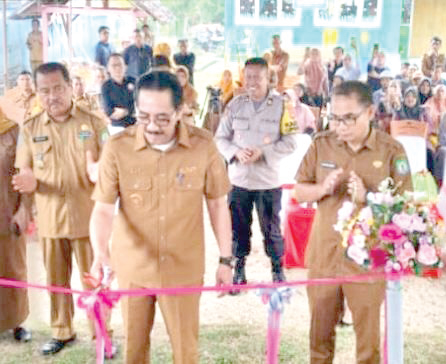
{"left": 334, "top": 127, "right": 377, "bottom": 152}
{"left": 43, "top": 102, "right": 76, "bottom": 125}
{"left": 134, "top": 120, "right": 191, "bottom": 152}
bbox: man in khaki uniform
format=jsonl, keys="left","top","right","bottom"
{"left": 12, "top": 62, "right": 109, "bottom": 355}
{"left": 89, "top": 71, "right": 233, "bottom": 364}
{"left": 26, "top": 19, "right": 43, "bottom": 72}
{"left": 72, "top": 75, "right": 100, "bottom": 112}
{"left": 3, "top": 71, "right": 41, "bottom": 124}
{"left": 0, "top": 107, "right": 32, "bottom": 342}
{"left": 294, "top": 81, "right": 412, "bottom": 364}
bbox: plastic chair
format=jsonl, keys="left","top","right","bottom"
{"left": 390, "top": 119, "right": 427, "bottom": 173}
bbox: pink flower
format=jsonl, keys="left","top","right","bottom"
{"left": 417, "top": 244, "right": 439, "bottom": 266}
{"left": 392, "top": 213, "right": 413, "bottom": 231}
{"left": 370, "top": 247, "right": 388, "bottom": 269}
{"left": 397, "top": 243, "right": 416, "bottom": 268}
{"left": 410, "top": 215, "right": 426, "bottom": 232}
{"left": 346, "top": 245, "right": 369, "bottom": 266}
{"left": 378, "top": 224, "right": 407, "bottom": 245}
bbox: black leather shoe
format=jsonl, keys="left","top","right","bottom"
{"left": 229, "top": 257, "right": 247, "bottom": 295}
{"left": 272, "top": 261, "right": 286, "bottom": 283}
{"left": 13, "top": 327, "right": 32, "bottom": 342}
{"left": 272, "top": 270, "right": 286, "bottom": 283}
{"left": 41, "top": 335, "right": 76, "bottom": 355}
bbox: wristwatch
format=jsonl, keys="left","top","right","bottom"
{"left": 219, "top": 256, "right": 234, "bottom": 268}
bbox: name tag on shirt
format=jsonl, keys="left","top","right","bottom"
{"left": 33, "top": 136, "right": 49, "bottom": 143}
{"left": 320, "top": 161, "right": 337, "bottom": 169}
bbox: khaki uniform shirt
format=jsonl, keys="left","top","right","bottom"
{"left": 0, "top": 125, "right": 20, "bottom": 235}
{"left": 296, "top": 129, "right": 413, "bottom": 276}
{"left": 4, "top": 88, "right": 41, "bottom": 123}
{"left": 26, "top": 31, "right": 43, "bottom": 62}
{"left": 15, "top": 105, "right": 109, "bottom": 238}
{"left": 92, "top": 122, "right": 231, "bottom": 287}
{"left": 74, "top": 94, "right": 100, "bottom": 112}
{"left": 215, "top": 91, "right": 297, "bottom": 190}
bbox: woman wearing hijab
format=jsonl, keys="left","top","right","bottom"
{"left": 376, "top": 80, "right": 402, "bottom": 133}
{"left": 218, "top": 69, "right": 235, "bottom": 107}
{"left": 418, "top": 77, "right": 433, "bottom": 105}
{"left": 0, "top": 107, "right": 32, "bottom": 342}
{"left": 175, "top": 65, "right": 199, "bottom": 125}
{"left": 424, "top": 84, "right": 446, "bottom": 134}
{"left": 394, "top": 87, "right": 435, "bottom": 173}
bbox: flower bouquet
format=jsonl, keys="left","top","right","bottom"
{"left": 334, "top": 177, "right": 444, "bottom": 276}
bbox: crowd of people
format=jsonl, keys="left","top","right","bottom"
{"left": 0, "top": 20, "right": 446, "bottom": 364}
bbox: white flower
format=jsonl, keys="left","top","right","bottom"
{"left": 347, "top": 245, "right": 369, "bottom": 265}
{"left": 337, "top": 201, "right": 354, "bottom": 221}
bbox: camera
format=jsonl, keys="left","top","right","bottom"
{"left": 206, "top": 86, "right": 222, "bottom": 114}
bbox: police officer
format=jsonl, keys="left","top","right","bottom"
{"left": 295, "top": 81, "right": 412, "bottom": 364}
{"left": 12, "top": 62, "right": 110, "bottom": 356}
{"left": 215, "top": 57, "right": 298, "bottom": 285}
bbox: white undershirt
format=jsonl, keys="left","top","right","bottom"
{"left": 151, "top": 139, "right": 176, "bottom": 152}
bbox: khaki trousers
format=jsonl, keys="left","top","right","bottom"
{"left": 41, "top": 237, "right": 94, "bottom": 340}
{"left": 0, "top": 233, "right": 29, "bottom": 332}
{"left": 120, "top": 280, "right": 201, "bottom": 364}
{"left": 307, "top": 271, "right": 385, "bottom": 364}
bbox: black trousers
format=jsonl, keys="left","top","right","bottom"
{"left": 228, "top": 186, "right": 284, "bottom": 261}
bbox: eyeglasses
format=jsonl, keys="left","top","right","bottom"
{"left": 327, "top": 108, "right": 367, "bottom": 126}
{"left": 136, "top": 112, "right": 175, "bottom": 127}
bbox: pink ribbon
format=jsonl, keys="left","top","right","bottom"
{"left": 77, "top": 290, "right": 120, "bottom": 364}
{"left": 0, "top": 270, "right": 437, "bottom": 364}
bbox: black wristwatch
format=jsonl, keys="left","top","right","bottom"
{"left": 219, "top": 256, "right": 234, "bottom": 268}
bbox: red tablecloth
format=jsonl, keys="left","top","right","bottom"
{"left": 283, "top": 199, "right": 315, "bottom": 268}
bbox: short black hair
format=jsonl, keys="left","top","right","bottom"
{"left": 32, "top": 18, "right": 39, "bottom": 25}
{"left": 98, "top": 26, "right": 109, "bottom": 34}
{"left": 332, "top": 81, "right": 373, "bottom": 106}
{"left": 107, "top": 53, "right": 124, "bottom": 64}
{"left": 153, "top": 55, "right": 171, "bottom": 68}
{"left": 334, "top": 46, "right": 344, "bottom": 53}
{"left": 34, "top": 62, "right": 70, "bottom": 85}
{"left": 245, "top": 57, "right": 268, "bottom": 69}
{"left": 432, "top": 36, "right": 442, "bottom": 44}
{"left": 135, "top": 71, "right": 182, "bottom": 110}
{"left": 19, "top": 70, "right": 32, "bottom": 77}
{"left": 402, "top": 62, "right": 410, "bottom": 67}
{"left": 142, "top": 24, "right": 149, "bottom": 29}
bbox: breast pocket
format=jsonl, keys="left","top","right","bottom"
{"left": 33, "top": 142, "right": 52, "bottom": 171}
{"left": 121, "top": 178, "right": 153, "bottom": 211}
{"left": 174, "top": 173, "right": 204, "bottom": 210}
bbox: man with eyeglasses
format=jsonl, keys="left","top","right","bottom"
{"left": 12, "top": 62, "right": 111, "bottom": 356}
{"left": 294, "top": 81, "right": 412, "bottom": 364}
{"left": 89, "top": 71, "right": 233, "bottom": 364}
{"left": 422, "top": 36, "right": 445, "bottom": 78}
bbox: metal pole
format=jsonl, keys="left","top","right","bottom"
{"left": 2, "top": 0, "right": 8, "bottom": 91}
{"left": 386, "top": 280, "right": 404, "bottom": 364}
{"left": 42, "top": 7, "right": 48, "bottom": 62}
{"left": 68, "top": 0, "right": 72, "bottom": 62}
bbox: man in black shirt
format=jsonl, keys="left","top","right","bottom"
{"left": 173, "top": 39, "right": 196, "bottom": 85}
{"left": 101, "top": 53, "right": 136, "bottom": 134}
{"left": 123, "top": 29, "right": 153, "bottom": 80}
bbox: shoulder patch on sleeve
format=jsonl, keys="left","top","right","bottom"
{"left": 394, "top": 156, "right": 410, "bottom": 176}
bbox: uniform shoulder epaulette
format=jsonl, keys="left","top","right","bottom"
{"left": 189, "top": 124, "right": 213, "bottom": 141}
{"left": 313, "top": 129, "right": 334, "bottom": 141}
{"left": 23, "top": 109, "right": 45, "bottom": 126}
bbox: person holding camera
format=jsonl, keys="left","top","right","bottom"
{"left": 215, "top": 57, "right": 298, "bottom": 286}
